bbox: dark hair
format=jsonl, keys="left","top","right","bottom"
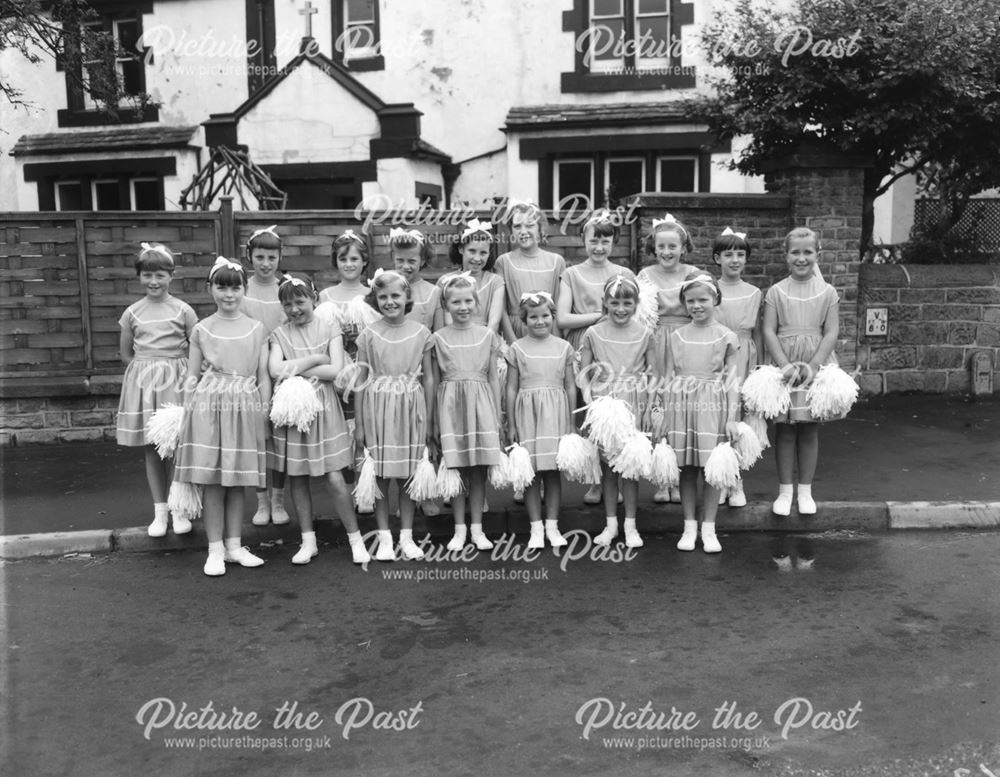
{"left": 602, "top": 274, "right": 640, "bottom": 301}
{"left": 517, "top": 295, "right": 557, "bottom": 323}
{"left": 711, "top": 232, "right": 752, "bottom": 263}
{"left": 332, "top": 232, "right": 370, "bottom": 276}
{"left": 643, "top": 217, "right": 694, "bottom": 255}
{"left": 365, "top": 270, "right": 414, "bottom": 315}
{"left": 583, "top": 210, "right": 620, "bottom": 243}
{"left": 448, "top": 230, "right": 496, "bottom": 271}
{"left": 207, "top": 263, "right": 247, "bottom": 288}
{"left": 680, "top": 273, "right": 722, "bottom": 305}
{"left": 246, "top": 228, "right": 282, "bottom": 259}
{"left": 135, "top": 243, "right": 175, "bottom": 274}
{"left": 389, "top": 230, "right": 435, "bottom": 268}
{"left": 277, "top": 273, "right": 318, "bottom": 304}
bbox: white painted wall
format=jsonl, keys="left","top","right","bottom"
{"left": 370, "top": 157, "right": 444, "bottom": 209}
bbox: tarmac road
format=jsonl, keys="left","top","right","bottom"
{"left": 1, "top": 530, "right": 998, "bottom": 776}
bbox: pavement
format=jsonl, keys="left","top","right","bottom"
{"left": 1, "top": 394, "right": 999, "bottom": 559}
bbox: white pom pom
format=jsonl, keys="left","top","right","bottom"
{"left": 557, "top": 433, "right": 601, "bottom": 485}
{"left": 741, "top": 365, "right": 791, "bottom": 419}
{"left": 342, "top": 295, "right": 380, "bottom": 330}
{"left": 650, "top": 438, "right": 680, "bottom": 489}
{"left": 636, "top": 276, "right": 659, "bottom": 330}
{"left": 435, "top": 461, "right": 465, "bottom": 500}
{"left": 744, "top": 412, "right": 770, "bottom": 451}
{"left": 506, "top": 444, "right": 536, "bottom": 492}
{"left": 146, "top": 404, "right": 185, "bottom": 459}
{"left": 581, "top": 395, "right": 635, "bottom": 454}
{"left": 704, "top": 442, "right": 741, "bottom": 491}
{"left": 353, "top": 447, "right": 382, "bottom": 513}
{"left": 807, "top": 364, "right": 859, "bottom": 421}
{"left": 733, "top": 421, "right": 764, "bottom": 469}
{"left": 167, "top": 480, "right": 202, "bottom": 521}
{"left": 488, "top": 450, "right": 512, "bottom": 489}
{"left": 270, "top": 376, "right": 323, "bottom": 432}
{"left": 496, "top": 354, "right": 508, "bottom": 385}
{"left": 609, "top": 431, "right": 652, "bottom": 481}
{"left": 405, "top": 447, "right": 438, "bottom": 502}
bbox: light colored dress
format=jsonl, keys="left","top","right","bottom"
{"left": 317, "top": 285, "right": 369, "bottom": 361}
{"left": 355, "top": 318, "right": 433, "bottom": 479}
{"left": 716, "top": 279, "right": 762, "bottom": 383}
{"left": 431, "top": 325, "right": 502, "bottom": 468}
{"left": 407, "top": 278, "right": 441, "bottom": 331}
{"left": 437, "top": 271, "right": 505, "bottom": 330}
{"left": 507, "top": 335, "right": 574, "bottom": 471}
{"left": 173, "top": 314, "right": 267, "bottom": 488}
{"left": 636, "top": 263, "right": 696, "bottom": 355}
{"left": 663, "top": 322, "right": 739, "bottom": 467}
{"left": 267, "top": 317, "right": 352, "bottom": 476}
{"left": 242, "top": 276, "right": 285, "bottom": 334}
{"left": 116, "top": 296, "right": 197, "bottom": 446}
{"left": 560, "top": 262, "right": 636, "bottom": 352}
{"left": 765, "top": 275, "right": 840, "bottom": 423}
{"left": 579, "top": 319, "right": 653, "bottom": 425}
{"left": 495, "top": 249, "right": 566, "bottom": 339}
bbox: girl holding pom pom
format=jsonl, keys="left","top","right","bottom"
{"left": 173, "top": 258, "right": 271, "bottom": 576}
{"left": 713, "top": 228, "right": 763, "bottom": 508}
{"left": 578, "top": 275, "right": 658, "bottom": 548}
{"left": 116, "top": 242, "right": 197, "bottom": 537}
{"left": 429, "top": 273, "right": 504, "bottom": 552}
{"left": 267, "top": 274, "right": 369, "bottom": 566}
{"left": 659, "top": 274, "right": 741, "bottom": 553}
{"left": 636, "top": 214, "right": 698, "bottom": 503}
{"left": 506, "top": 292, "right": 576, "bottom": 548}
{"left": 317, "top": 230, "right": 373, "bottom": 361}
{"left": 353, "top": 270, "right": 435, "bottom": 561}
{"left": 762, "top": 228, "right": 840, "bottom": 517}
{"left": 390, "top": 228, "right": 440, "bottom": 332}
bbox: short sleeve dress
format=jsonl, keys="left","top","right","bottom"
{"left": 431, "top": 325, "right": 502, "bottom": 468}
{"left": 407, "top": 278, "right": 441, "bottom": 331}
{"left": 355, "top": 318, "right": 433, "bottom": 479}
{"left": 560, "top": 262, "right": 636, "bottom": 352}
{"left": 173, "top": 314, "right": 268, "bottom": 487}
{"left": 663, "top": 322, "right": 739, "bottom": 467}
{"left": 506, "top": 335, "right": 575, "bottom": 470}
{"left": 266, "top": 317, "right": 352, "bottom": 476}
{"left": 636, "top": 263, "right": 696, "bottom": 357}
{"left": 579, "top": 319, "right": 653, "bottom": 422}
{"left": 242, "top": 276, "right": 286, "bottom": 334}
{"left": 495, "top": 249, "right": 566, "bottom": 339}
{"left": 765, "top": 275, "right": 840, "bottom": 423}
{"left": 317, "top": 285, "right": 369, "bottom": 362}
{"left": 716, "top": 279, "right": 762, "bottom": 383}
{"left": 437, "top": 271, "right": 505, "bottom": 330}
{"left": 116, "top": 295, "right": 197, "bottom": 446}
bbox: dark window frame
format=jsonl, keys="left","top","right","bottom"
{"left": 331, "top": 0, "right": 385, "bottom": 71}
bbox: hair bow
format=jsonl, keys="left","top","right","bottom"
{"left": 682, "top": 273, "right": 720, "bottom": 293}
{"left": 461, "top": 219, "right": 493, "bottom": 240}
{"left": 585, "top": 209, "right": 614, "bottom": 226}
{"left": 606, "top": 274, "right": 639, "bottom": 296}
{"left": 140, "top": 242, "right": 173, "bottom": 261}
{"left": 280, "top": 276, "right": 310, "bottom": 289}
{"left": 721, "top": 227, "right": 748, "bottom": 240}
{"left": 519, "top": 291, "right": 554, "bottom": 305}
{"left": 371, "top": 268, "right": 407, "bottom": 285}
{"left": 440, "top": 270, "right": 475, "bottom": 289}
{"left": 340, "top": 229, "right": 365, "bottom": 244}
{"left": 389, "top": 227, "right": 425, "bottom": 244}
{"left": 208, "top": 256, "right": 245, "bottom": 280}
{"left": 248, "top": 225, "right": 279, "bottom": 243}
{"left": 651, "top": 213, "right": 678, "bottom": 229}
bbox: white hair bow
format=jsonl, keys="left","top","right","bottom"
{"left": 519, "top": 291, "right": 554, "bottom": 305}
{"left": 440, "top": 270, "right": 475, "bottom": 289}
{"left": 341, "top": 229, "right": 365, "bottom": 243}
{"left": 389, "top": 227, "right": 425, "bottom": 244}
{"left": 140, "top": 242, "right": 173, "bottom": 261}
{"left": 248, "top": 225, "right": 279, "bottom": 243}
{"left": 586, "top": 209, "right": 614, "bottom": 226}
{"left": 280, "top": 275, "right": 310, "bottom": 289}
{"left": 651, "top": 213, "right": 678, "bottom": 229}
{"left": 721, "top": 227, "right": 748, "bottom": 240}
{"left": 208, "top": 256, "right": 245, "bottom": 280}
{"left": 460, "top": 219, "right": 493, "bottom": 240}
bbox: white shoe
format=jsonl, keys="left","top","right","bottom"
{"left": 653, "top": 489, "right": 671, "bottom": 503}
{"left": 270, "top": 504, "right": 290, "bottom": 525}
{"left": 224, "top": 546, "right": 265, "bottom": 567}
{"left": 527, "top": 523, "right": 544, "bottom": 550}
{"left": 583, "top": 485, "right": 602, "bottom": 505}
{"left": 203, "top": 552, "right": 226, "bottom": 576}
{"left": 171, "top": 514, "right": 192, "bottom": 535}
{"left": 677, "top": 523, "right": 697, "bottom": 552}
{"left": 701, "top": 525, "right": 722, "bottom": 554}
{"left": 471, "top": 531, "right": 494, "bottom": 551}
{"left": 594, "top": 527, "right": 618, "bottom": 546}
{"left": 774, "top": 555, "right": 793, "bottom": 572}
{"left": 513, "top": 488, "right": 525, "bottom": 504}
{"left": 727, "top": 486, "right": 747, "bottom": 508}
{"left": 624, "top": 526, "right": 644, "bottom": 548}
{"left": 718, "top": 490, "right": 728, "bottom": 505}
{"left": 375, "top": 537, "right": 396, "bottom": 561}
{"left": 251, "top": 506, "right": 270, "bottom": 526}
{"left": 545, "top": 523, "right": 568, "bottom": 548}
{"left": 292, "top": 537, "right": 318, "bottom": 565}
{"left": 147, "top": 515, "right": 168, "bottom": 538}
{"left": 796, "top": 556, "right": 815, "bottom": 570}
{"left": 349, "top": 541, "right": 371, "bottom": 565}
{"left": 447, "top": 530, "right": 466, "bottom": 551}
{"left": 399, "top": 537, "right": 425, "bottom": 560}
{"left": 772, "top": 492, "right": 793, "bottom": 517}
{"left": 797, "top": 493, "right": 817, "bottom": 515}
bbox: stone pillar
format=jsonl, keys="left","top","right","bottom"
{"left": 761, "top": 142, "right": 870, "bottom": 369}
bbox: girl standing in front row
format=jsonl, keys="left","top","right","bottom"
{"left": 267, "top": 274, "right": 370, "bottom": 565}
{"left": 505, "top": 292, "right": 576, "bottom": 548}
{"left": 578, "top": 276, "right": 658, "bottom": 549}
{"left": 430, "top": 273, "right": 503, "bottom": 552}
{"left": 173, "top": 257, "right": 270, "bottom": 576}
{"left": 117, "top": 242, "right": 198, "bottom": 537}
{"left": 353, "top": 270, "right": 435, "bottom": 562}
{"left": 660, "top": 274, "right": 741, "bottom": 553}
{"left": 762, "top": 227, "right": 840, "bottom": 517}
{"left": 713, "top": 228, "right": 762, "bottom": 508}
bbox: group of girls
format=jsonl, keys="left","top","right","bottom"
{"left": 116, "top": 203, "right": 843, "bottom": 575}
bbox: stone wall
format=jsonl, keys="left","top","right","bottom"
{"left": 857, "top": 264, "right": 1000, "bottom": 394}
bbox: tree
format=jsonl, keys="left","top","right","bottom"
{"left": 1, "top": 0, "right": 153, "bottom": 116}
{"left": 684, "top": 0, "right": 1000, "bottom": 252}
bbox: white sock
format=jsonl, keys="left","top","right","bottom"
{"left": 798, "top": 484, "right": 812, "bottom": 500}
{"left": 346, "top": 530, "right": 371, "bottom": 564}
{"left": 677, "top": 519, "right": 697, "bottom": 551}
{"left": 153, "top": 502, "right": 168, "bottom": 518}
{"left": 447, "top": 524, "right": 467, "bottom": 551}
{"left": 595, "top": 516, "right": 618, "bottom": 546}
{"left": 256, "top": 492, "right": 268, "bottom": 509}
{"left": 208, "top": 540, "right": 225, "bottom": 556}
{"left": 623, "top": 518, "right": 643, "bottom": 548}
{"left": 271, "top": 488, "right": 285, "bottom": 509}
{"left": 470, "top": 524, "right": 493, "bottom": 550}
{"left": 778, "top": 483, "right": 793, "bottom": 497}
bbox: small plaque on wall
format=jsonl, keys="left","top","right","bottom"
{"left": 865, "top": 307, "right": 888, "bottom": 337}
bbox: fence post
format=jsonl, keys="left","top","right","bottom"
{"left": 219, "top": 196, "right": 236, "bottom": 258}
{"left": 74, "top": 216, "right": 94, "bottom": 371}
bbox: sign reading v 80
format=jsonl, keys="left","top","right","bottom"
{"left": 865, "top": 308, "right": 888, "bottom": 336}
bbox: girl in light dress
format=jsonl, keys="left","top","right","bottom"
{"left": 390, "top": 227, "right": 440, "bottom": 332}
{"left": 116, "top": 242, "right": 197, "bottom": 537}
